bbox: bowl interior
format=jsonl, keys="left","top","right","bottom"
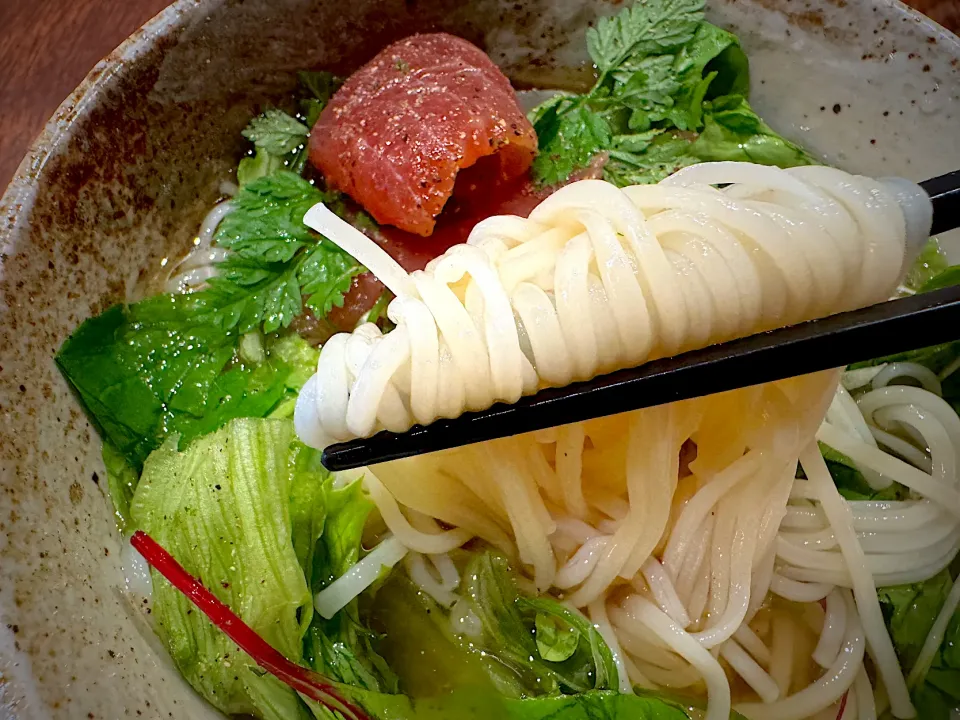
{"left": 0, "top": 0, "right": 958, "bottom": 716}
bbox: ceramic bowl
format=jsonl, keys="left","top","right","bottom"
{"left": 1, "top": 0, "right": 958, "bottom": 717}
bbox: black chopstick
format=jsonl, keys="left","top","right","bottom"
{"left": 322, "top": 285, "right": 960, "bottom": 470}
{"left": 923, "top": 169, "right": 960, "bottom": 236}
{"left": 321, "top": 170, "right": 960, "bottom": 471}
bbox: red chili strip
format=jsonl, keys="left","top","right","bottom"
{"left": 836, "top": 690, "right": 849, "bottom": 719}
{"left": 130, "top": 530, "right": 369, "bottom": 720}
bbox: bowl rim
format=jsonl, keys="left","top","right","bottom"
{"left": 0, "top": 0, "right": 959, "bottom": 715}
{"left": 2, "top": 0, "right": 959, "bottom": 245}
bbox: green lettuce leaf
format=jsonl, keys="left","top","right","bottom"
{"left": 905, "top": 239, "right": 950, "bottom": 292}
{"left": 304, "top": 476, "right": 397, "bottom": 693}
{"left": 131, "top": 418, "right": 320, "bottom": 720}
{"left": 690, "top": 95, "right": 815, "bottom": 167}
{"left": 459, "top": 552, "right": 619, "bottom": 696}
{"left": 305, "top": 687, "right": 693, "bottom": 720}
{"left": 879, "top": 570, "right": 952, "bottom": 673}
{"left": 289, "top": 443, "right": 328, "bottom": 578}
{"left": 101, "top": 441, "right": 138, "bottom": 531}
{"left": 56, "top": 291, "right": 317, "bottom": 472}
{"left": 878, "top": 569, "right": 960, "bottom": 719}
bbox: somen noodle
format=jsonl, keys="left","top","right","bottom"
{"left": 288, "top": 162, "right": 954, "bottom": 720}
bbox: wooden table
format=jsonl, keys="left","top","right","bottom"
{"left": 0, "top": 0, "right": 957, "bottom": 190}
{"left": 0, "top": 0, "right": 171, "bottom": 187}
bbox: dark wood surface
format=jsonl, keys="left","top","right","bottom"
{"left": 0, "top": 0, "right": 171, "bottom": 187}
{"left": 0, "top": 0, "right": 957, "bottom": 191}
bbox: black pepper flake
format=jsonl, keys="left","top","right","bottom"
{"left": 923, "top": 64, "right": 931, "bottom": 72}
{"left": 832, "top": 104, "right": 842, "bottom": 114}
{"left": 91, "top": 472, "right": 99, "bottom": 484}
{"left": 870, "top": 139, "right": 877, "bottom": 145}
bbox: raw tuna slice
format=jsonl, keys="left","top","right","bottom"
{"left": 309, "top": 33, "right": 538, "bottom": 236}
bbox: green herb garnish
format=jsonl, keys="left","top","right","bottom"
{"left": 531, "top": 0, "right": 813, "bottom": 186}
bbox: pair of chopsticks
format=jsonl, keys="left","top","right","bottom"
{"left": 322, "top": 170, "right": 960, "bottom": 471}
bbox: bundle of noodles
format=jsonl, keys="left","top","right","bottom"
{"left": 296, "top": 161, "right": 946, "bottom": 720}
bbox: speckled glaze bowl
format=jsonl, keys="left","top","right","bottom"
{"left": 0, "top": 0, "right": 958, "bottom": 717}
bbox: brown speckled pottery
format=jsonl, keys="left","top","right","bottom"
{"left": 1, "top": 0, "right": 958, "bottom": 717}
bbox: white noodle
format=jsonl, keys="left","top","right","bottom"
{"left": 771, "top": 573, "right": 833, "bottom": 603}
{"left": 621, "top": 595, "right": 731, "bottom": 720}
{"left": 405, "top": 552, "right": 459, "bottom": 608}
{"left": 733, "top": 624, "right": 772, "bottom": 667}
{"left": 283, "top": 161, "right": 960, "bottom": 720}
{"left": 555, "top": 537, "right": 609, "bottom": 589}
{"left": 872, "top": 362, "right": 942, "bottom": 395}
{"left": 589, "top": 597, "right": 633, "bottom": 694}
{"left": 315, "top": 535, "right": 408, "bottom": 619}
{"left": 800, "top": 446, "right": 914, "bottom": 718}
{"left": 737, "top": 592, "right": 864, "bottom": 720}
{"left": 365, "top": 472, "right": 472, "bottom": 554}
{"left": 720, "top": 639, "right": 780, "bottom": 703}
{"left": 642, "top": 557, "right": 691, "bottom": 628}
{"left": 813, "top": 589, "right": 848, "bottom": 668}
{"left": 296, "top": 163, "right": 914, "bottom": 445}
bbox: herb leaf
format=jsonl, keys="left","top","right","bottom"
{"left": 242, "top": 109, "right": 309, "bottom": 156}
{"left": 216, "top": 172, "right": 325, "bottom": 262}
{"left": 238, "top": 109, "right": 310, "bottom": 186}
{"left": 535, "top": 612, "right": 580, "bottom": 662}
{"left": 55, "top": 283, "right": 320, "bottom": 472}
{"left": 206, "top": 254, "right": 306, "bottom": 334}
{"left": 820, "top": 442, "right": 907, "bottom": 502}
{"left": 879, "top": 570, "right": 952, "bottom": 673}
{"left": 299, "top": 242, "right": 364, "bottom": 317}
{"left": 587, "top": 0, "right": 705, "bottom": 73}
{"left": 211, "top": 172, "right": 364, "bottom": 333}
{"left": 531, "top": 0, "right": 810, "bottom": 187}
{"left": 531, "top": 106, "right": 611, "bottom": 186}
{"left": 878, "top": 569, "right": 960, "bottom": 719}
{"left": 299, "top": 71, "right": 343, "bottom": 100}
